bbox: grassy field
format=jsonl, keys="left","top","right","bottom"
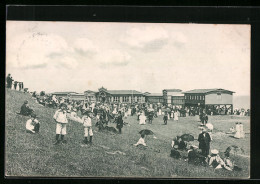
{"left": 5, "top": 89, "right": 250, "bottom": 178}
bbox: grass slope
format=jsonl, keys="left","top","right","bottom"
{"left": 5, "top": 89, "right": 250, "bottom": 178}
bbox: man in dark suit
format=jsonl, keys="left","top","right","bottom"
{"left": 14, "top": 81, "right": 18, "bottom": 90}
{"left": 198, "top": 128, "right": 211, "bottom": 157}
{"left": 19, "top": 82, "right": 22, "bottom": 91}
{"left": 116, "top": 111, "right": 123, "bottom": 134}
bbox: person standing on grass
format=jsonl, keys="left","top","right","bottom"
{"left": 116, "top": 111, "right": 124, "bottom": 134}
{"left": 82, "top": 111, "right": 93, "bottom": 145}
{"left": 18, "top": 82, "right": 22, "bottom": 91}
{"left": 139, "top": 111, "right": 146, "bottom": 125}
{"left": 174, "top": 110, "right": 179, "bottom": 121}
{"left": 163, "top": 112, "right": 168, "bottom": 125}
{"left": 14, "top": 81, "right": 18, "bottom": 90}
{"left": 198, "top": 128, "right": 211, "bottom": 157}
{"left": 53, "top": 103, "right": 68, "bottom": 145}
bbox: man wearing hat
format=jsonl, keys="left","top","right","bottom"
{"left": 26, "top": 113, "right": 40, "bottom": 134}
{"left": 53, "top": 103, "right": 68, "bottom": 145}
{"left": 19, "top": 100, "right": 34, "bottom": 116}
{"left": 82, "top": 111, "right": 93, "bottom": 145}
{"left": 198, "top": 128, "right": 211, "bottom": 157}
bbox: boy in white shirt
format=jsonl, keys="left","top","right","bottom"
{"left": 82, "top": 112, "right": 93, "bottom": 145}
{"left": 53, "top": 103, "right": 68, "bottom": 145}
{"left": 26, "top": 114, "right": 40, "bottom": 133}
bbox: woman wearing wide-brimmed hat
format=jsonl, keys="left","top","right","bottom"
{"left": 208, "top": 149, "right": 232, "bottom": 171}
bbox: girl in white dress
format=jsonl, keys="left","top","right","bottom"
{"left": 171, "top": 110, "right": 174, "bottom": 119}
{"left": 234, "top": 122, "right": 241, "bottom": 138}
{"left": 139, "top": 112, "right": 146, "bottom": 125}
{"left": 174, "top": 110, "right": 179, "bottom": 121}
{"left": 128, "top": 108, "right": 131, "bottom": 116}
{"left": 239, "top": 123, "right": 245, "bottom": 138}
{"left": 158, "top": 108, "right": 162, "bottom": 115}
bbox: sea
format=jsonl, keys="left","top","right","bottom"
{"left": 233, "top": 95, "right": 250, "bottom": 109}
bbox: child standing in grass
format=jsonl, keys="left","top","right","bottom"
{"left": 82, "top": 111, "right": 93, "bottom": 145}
{"left": 163, "top": 112, "right": 168, "bottom": 125}
{"left": 53, "top": 103, "right": 68, "bottom": 145}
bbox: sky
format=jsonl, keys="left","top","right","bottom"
{"left": 6, "top": 21, "right": 250, "bottom": 96}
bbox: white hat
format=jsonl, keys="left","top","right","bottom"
{"left": 206, "top": 123, "right": 213, "bottom": 130}
{"left": 73, "top": 108, "right": 77, "bottom": 111}
{"left": 211, "top": 149, "right": 219, "bottom": 154}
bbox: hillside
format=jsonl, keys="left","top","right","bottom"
{"left": 5, "top": 89, "right": 250, "bottom": 178}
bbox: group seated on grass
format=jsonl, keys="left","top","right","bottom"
{"left": 169, "top": 136, "right": 242, "bottom": 172}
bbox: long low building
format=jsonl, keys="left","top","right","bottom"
{"left": 183, "top": 88, "right": 235, "bottom": 113}
{"left": 84, "top": 87, "right": 146, "bottom": 103}
{"left": 51, "top": 88, "right": 235, "bottom": 111}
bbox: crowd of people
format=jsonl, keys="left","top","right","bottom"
{"left": 9, "top": 78, "right": 247, "bottom": 173}
{"left": 6, "top": 74, "right": 25, "bottom": 91}
{"left": 169, "top": 126, "right": 243, "bottom": 172}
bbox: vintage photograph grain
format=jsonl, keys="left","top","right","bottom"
{"left": 5, "top": 22, "right": 250, "bottom": 178}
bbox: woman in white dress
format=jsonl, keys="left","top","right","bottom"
{"left": 158, "top": 108, "right": 162, "bottom": 116}
{"left": 128, "top": 108, "right": 131, "bottom": 116}
{"left": 234, "top": 122, "right": 241, "bottom": 138}
{"left": 112, "top": 107, "right": 117, "bottom": 115}
{"left": 139, "top": 112, "right": 146, "bottom": 125}
{"left": 239, "top": 123, "right": 245, "bottom": 138}
{"left": 174, "top": 110, "right": 179, "bottom": 121}
{"left": 186, "top": 108, "right": 189, "bottom": 117}
{"left": 171, "top": 110, "right": 174, "bottom": 119}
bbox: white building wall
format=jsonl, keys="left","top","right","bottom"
{"left": 205, "top": 93, "right": 233, "bottom": 105}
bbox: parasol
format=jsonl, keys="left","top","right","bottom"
{"left": 180, "top": 134, "right": 194, "bottom": 142}
{"left": 139, "top": 129, "right": 154, "bottom": 135}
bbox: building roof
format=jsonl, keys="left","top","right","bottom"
{"left": 84, "top": 90, "right": 97, "bottom": 93}
{"left": 143, "top": 92, "right": 151, "bottom": 95}
{"left": 52, "top": 92, "right": 77, "bottom": 95}
{"left": 107, "top": 90, "right": 143, "bottom": 95}
{"left": 163, "top": 89, "right": 182, "bottom": 92}
{"left": 183, "top": 88, "right": 235, "bottom": 94}
{"left": 70, "top": 93, "right": 85, "bottom": 96}
{"left": 146, "top": 93, "right": 163, "bottom": 97}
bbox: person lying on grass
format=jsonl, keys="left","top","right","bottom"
{"left": 134, "top": 133, "right": 147, "bottom": 147}
{"left": 26, "top": 113, "right": 40, "bottom": 134}
{"left": 208, "top": 149, "right": 232, "bottom": 171}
